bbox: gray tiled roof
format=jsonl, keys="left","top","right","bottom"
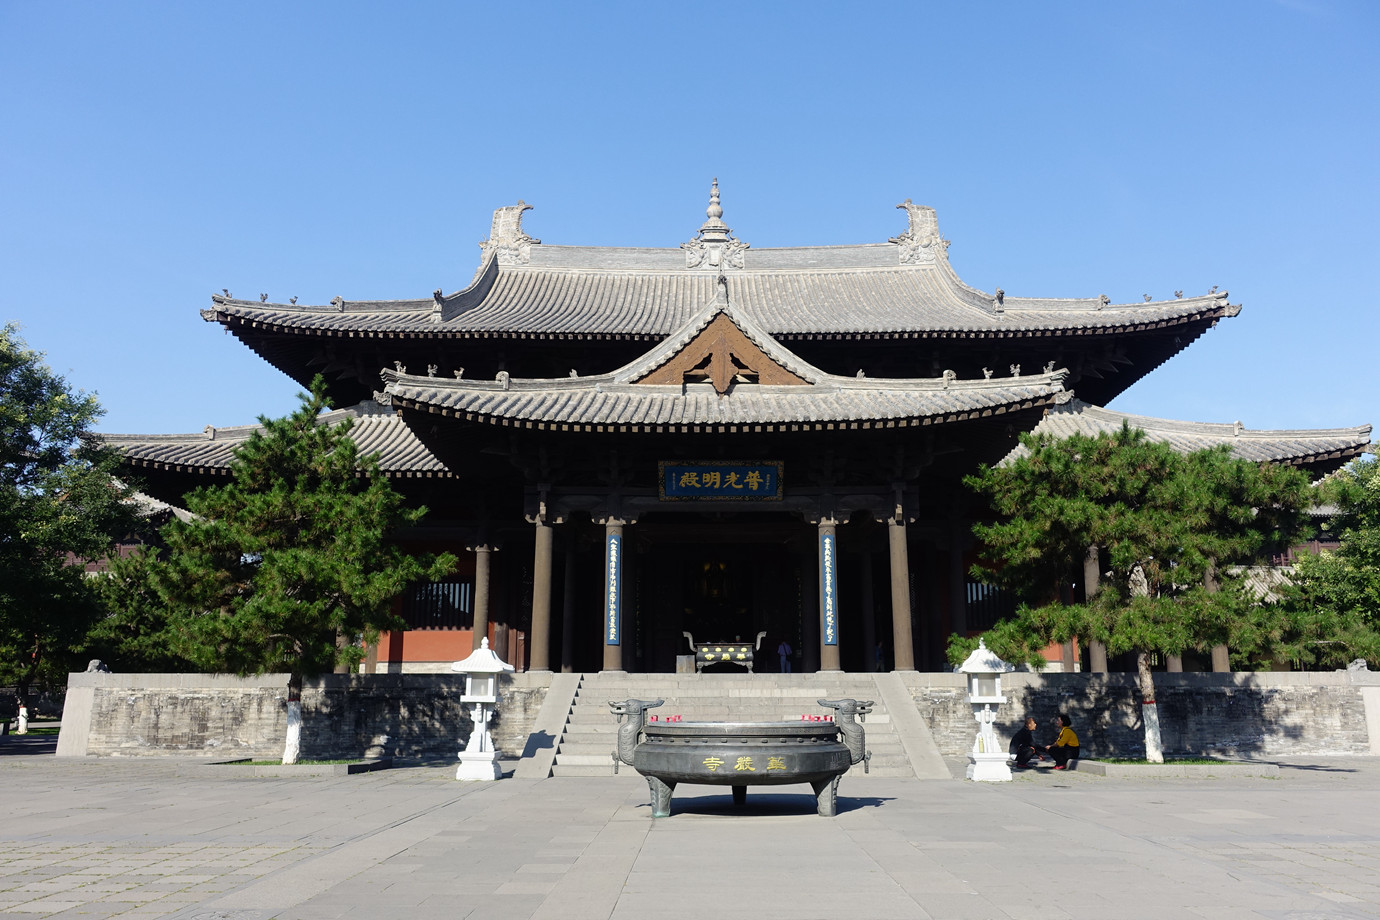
{"left": 382, "top": 293, "right": 1072, "bottom": 432}
{"left": 1004, "top": 399, "right": 1373, "bottom": 469}
{"left": 101, "top": 401, "right": 449, "bottom": 477}
{"left": 1236, "top": 565, "right": 1296, "bottom": 604}
{"left": 203, "top": 203, "right": 1238, "bottom": 340}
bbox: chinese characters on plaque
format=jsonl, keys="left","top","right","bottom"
{"left": 605, "top": 532, "right": 621, "bottom": 646}
{"left": 820, "top": 531, "right": 838, "bottom": 646}
{"left": 659, "top": 461, "right": 783, "bottom": 501}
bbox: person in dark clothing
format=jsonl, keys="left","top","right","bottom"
{"left": 1009, "top": 716, "right": 1040, "bottom": 768}
{"left": 1042, "top": 713, "right": 1081, "bottom": 769}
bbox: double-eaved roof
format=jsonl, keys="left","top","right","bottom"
{"left": 381, "top": 279, "right": 1072, "bottom": 434}
{"left": 107, "top": 186, "right": 1367, "bottom": 494}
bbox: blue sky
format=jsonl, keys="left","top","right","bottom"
{"left": 3, "top": 1, "right": 1376, "bottom": 439}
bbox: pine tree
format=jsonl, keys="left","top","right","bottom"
{"left": 1280, "top": 458, "right": 1380, "bottom": 666}
{"left": 961, "top": 423, "right": 1316, "bottom": 761}
{"left": 1, "top": 324, "right": 135, "bottom": 713}
{"left": 135, "top": 377, "right": 455, "bottom": 762}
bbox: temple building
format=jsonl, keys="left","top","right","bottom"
{"left": 107, "top": 184, "right": 1372, "bottom": 675}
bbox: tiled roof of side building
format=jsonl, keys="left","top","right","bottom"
{"left": 1003, "top": 398, "right": 1373, "bottom": 473}
{"left": 382, "top": 284, "right": 1075, "bottom": 432}
{"left": 202, "top": 194, "right": 1238, "bottom": 340}
{"left": 101, "top": 401, "right": 450, "bottom": 477}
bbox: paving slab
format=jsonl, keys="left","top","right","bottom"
{"left": 1, "top": 753, "right": 1379, "bottom": 918}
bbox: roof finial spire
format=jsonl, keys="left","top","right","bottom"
{"left": 682, "top": 179, "right": 748, "bottom": 269}
{"left": 697, "top": 177, "right": 730, "bottom": 241}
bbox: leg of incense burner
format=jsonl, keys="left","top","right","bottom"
{"left": 647, "top": 776, "right": 675, "bottom": 818}
{"left": 812, "top": 777, "right": 840, "bottom": 817}
{"left": 732, "top": 785, "right": 747, "bottom": 807}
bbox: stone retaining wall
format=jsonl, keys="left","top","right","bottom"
{"left": 57, "top": 672, "right": 549, "bottom": 760}
{"left": 59, "top": 670, "right": 1377, "bottom": 761}
{"left": 906, "top": 671, "right": 1380, "bottom": 758}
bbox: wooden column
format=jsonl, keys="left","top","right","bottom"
{"left": 1206, "top": 561, "right": 1230, "bottom": 672}
{"left": 528, "top": 517, "right": 554, "bottom": 671}
{"left": 470, "top": 544, "right": 493, "bottom": 652}
{"left": 818, "top": 517, "right": 841, "bottom": 672}
{"left": 560, "top": 536, "right": 577, "bottom": 673}
{"left": 1084, "top": 544, "right": 1108, "bottom": 673}
{"left": 948, "top": 524, "right": 967, "bottom": 639}
{"left": 859, "top": 550, "right": 877, "bottom": 672}
{"left": 888, "top": 516, "right": 916, "bottom": 671}
{"left": 601, "top": 519, "right": 626, "bottom": 672}
{"left": 1166, "top": 655, "right": 1184, "bottom": 672}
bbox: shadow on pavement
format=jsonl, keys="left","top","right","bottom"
{"left": 646, "top": 789, "right": 894, "bottom": 818}
{"left": 1275, "top": 762, "right": 1359, "bottom": 773}
{"left": 0, "top": 735, "right": 57, "bottom": 756}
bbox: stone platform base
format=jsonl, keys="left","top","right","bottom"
{"left": 1074, "top": 760, "right": 1280, "bottom": 778}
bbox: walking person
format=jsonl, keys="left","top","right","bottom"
{"left": 777, "top": 639, "right": 793, "bottom": 673}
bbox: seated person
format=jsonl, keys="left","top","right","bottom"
{"left": 1009, "top": 716, "right": 1040, "bottom": 768}
{"left": 1042, "top": 714, "right": 1081, "bottom": 769}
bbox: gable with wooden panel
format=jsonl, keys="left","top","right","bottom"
{"left": 634, "top": 313, "right": 807, "bottom": 395}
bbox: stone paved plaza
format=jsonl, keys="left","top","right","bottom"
{"left": 2, "top": 745, "right": 1378, "bottom": 920}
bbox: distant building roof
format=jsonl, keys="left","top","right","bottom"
{"left": 101, "top": 400, "right": 449, "bottom": 478}
{"left": 1005, "top": 398, "right": 1372, "bottom": 475}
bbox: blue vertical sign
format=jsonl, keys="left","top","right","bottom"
{"left": 605, "top": 532, "right": 622, "bottom": 646}
{"left": 819, "top": 531, "right": 838, "bottom": 646}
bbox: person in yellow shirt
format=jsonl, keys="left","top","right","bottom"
{"left": 1042, "top": 714, "right": 1080, "bottom": 769}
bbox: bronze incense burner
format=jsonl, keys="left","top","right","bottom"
{"left": 608, "top": 698, "right": 872, "bottom": 817}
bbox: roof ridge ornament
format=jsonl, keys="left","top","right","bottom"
{"left": 891, "top": 199, "right": 950, "bottom": 265}
{"left": 713, "top": 273, "right": 729, "bottom": 308}
{"left": 479, "top": 200, "right": 541, "bottom": 267}
{"left": 682, "top": 179, "right": 749, "bottom": 270}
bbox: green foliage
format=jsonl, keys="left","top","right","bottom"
{"left": 955, "top": 423, "right": 1321, "bottom": 667}
{"left": 0, "top": 324, "right": 136, "bottom": 696}
{"left": 115, "top": 377, "right": 455, "bottom": 686}
{"left": 88, "top": 546, "right": 199, "bottom": 672}
{"left": 946, "top": 619, "right": 1049, "bottom": 670}
{"left": 1275, "top": 457, "right": 1380, "bottom": 667}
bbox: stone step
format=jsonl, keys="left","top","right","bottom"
{"left": 576, "top": 681, "right": 884, "bottom": 691}
{"left": 550, "top": 764, "right": 618, "bottom": 777}
{"left": 556, "top": 750, "right": 914, "bottom": 775}
{"left": 554, "top": 733, "right": 910, "bottom": 750}
{"left": 553, "top": 751, "right": 620, "bottom": 767}
{"left": 579, "top": 694, "right": 888, "bottom": 700}
{"left": 566, "top": 715, "right": 894, "bottom": 729}
{"left": 548, "top": 673, "right": 918, "bottom": 781}
{"left": 550, "top": 763, "right": 913, "bottom": 779}
{"left": 551, "top": 758, "right": 913, "bottom": 778}
{"left": 574, "top": 678, "right": 883, "bottom": 687}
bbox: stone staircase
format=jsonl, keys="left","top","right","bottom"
{"left": 547, "top": 672, "right": 917, "bottom": 778}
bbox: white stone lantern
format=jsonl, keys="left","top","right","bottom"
{"left": 451, "top": 638, "right": 515, "bottom": 781}
{"left": 958, "top": 639, "right": 1014, "bottom": 782}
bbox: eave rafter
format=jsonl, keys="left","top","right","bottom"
{"left": 387, "top": 393, "right": 1058, "bottom": 437}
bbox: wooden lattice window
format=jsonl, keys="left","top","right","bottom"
{"left": 402, "top": 579, "right": 473, "bottom": 630}
{"left": 965, "top": 581, "right": 1016, "bottom": 632}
